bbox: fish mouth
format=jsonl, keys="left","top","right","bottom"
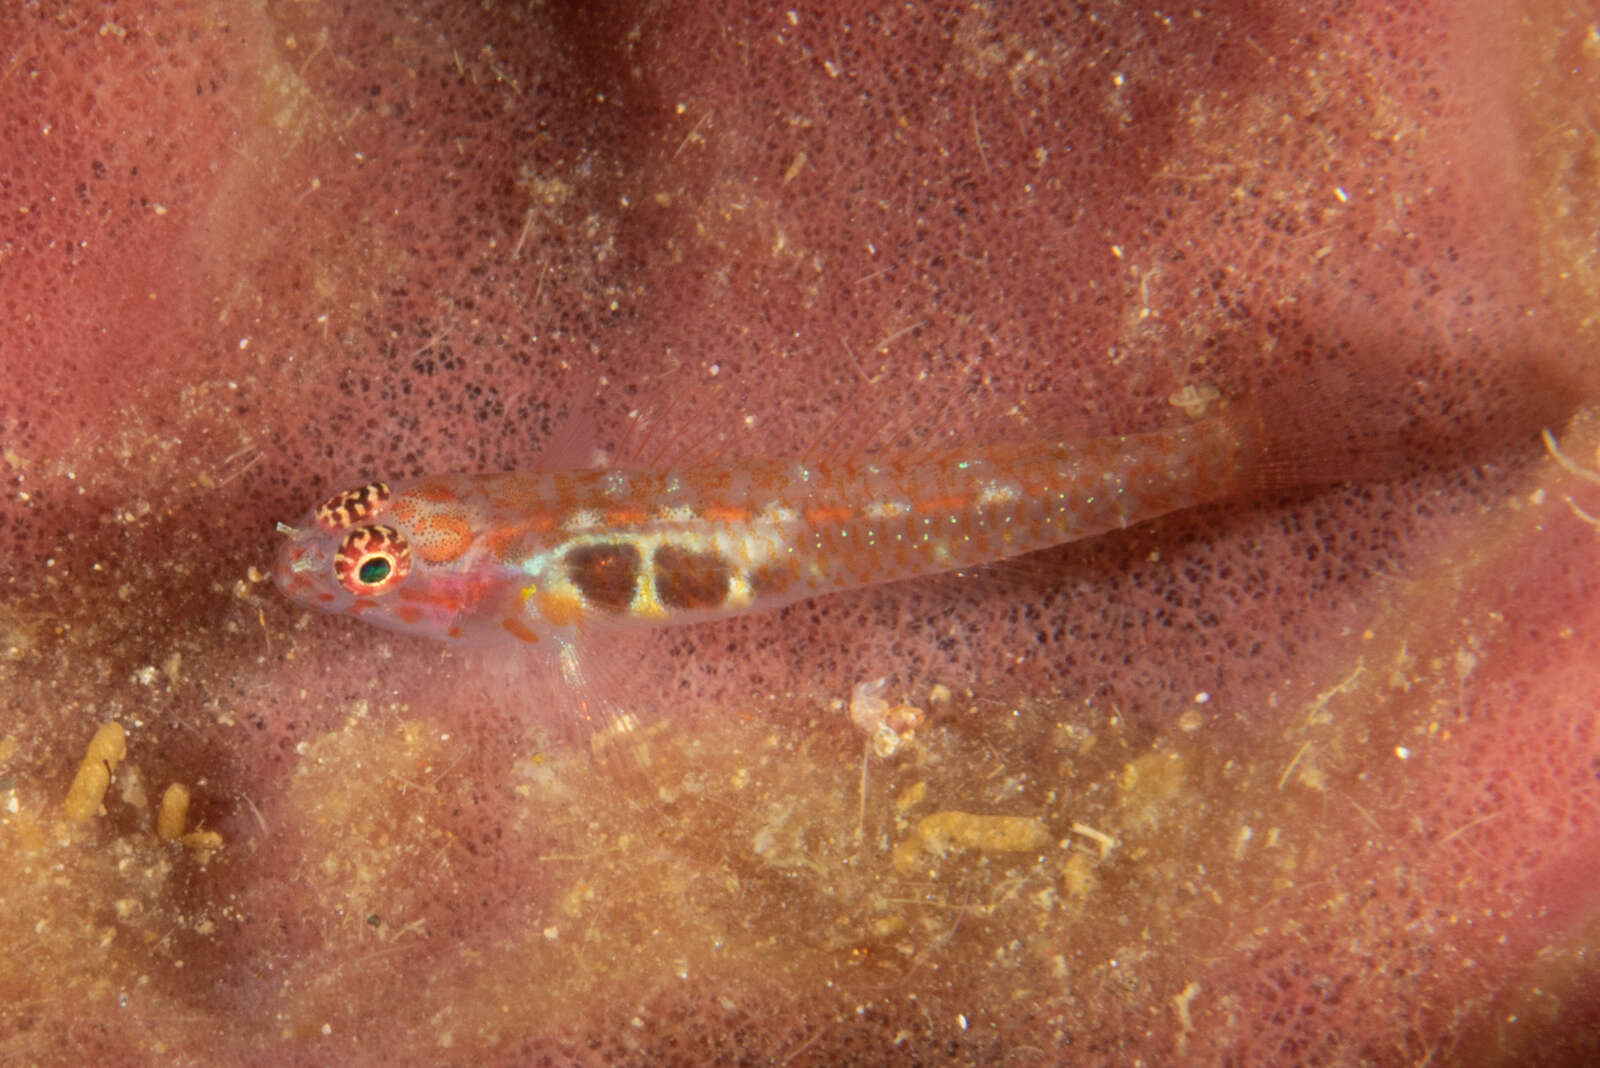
{"left": 271, "top": 523, "right": 324, "bottom": 595}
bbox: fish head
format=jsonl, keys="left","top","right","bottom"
{"left": 273, "top": 478, "right": 513, "bottom": 643}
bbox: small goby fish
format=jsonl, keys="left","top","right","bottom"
{"left": 273, "top": 400, "right": 1321, "bottom": 648}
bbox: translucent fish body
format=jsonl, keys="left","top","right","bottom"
{"left": 273, "top": 411, "right": 1260, "bottom": 647}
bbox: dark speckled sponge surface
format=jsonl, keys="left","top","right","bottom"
{"left": 2, "top": 2, "right": 1598, "bottom": 1064}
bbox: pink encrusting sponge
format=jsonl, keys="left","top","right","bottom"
{"left": 1, "top": 1, "right": 1596, "bottom": 1065}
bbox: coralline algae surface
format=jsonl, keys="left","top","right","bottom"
{"left": 2, "top": 2, "right": 1598, "bottom": 1064}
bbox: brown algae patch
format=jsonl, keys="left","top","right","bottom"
{"left": 282, "top": 705, "right": 474, "bottom": 945}
{"left": 409, "top": 682, "right": 1290, "bottom": 1049}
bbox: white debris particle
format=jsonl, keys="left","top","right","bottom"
{"left": 847, "top": 677, "right": 923, "bottom": 757}
{"left": 1168, "top": 382, "right": 1221, "bottom": 418}
{"left": 1070, "top": 822, "right": 1116, "bottom": 859}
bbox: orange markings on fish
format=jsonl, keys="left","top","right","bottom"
{"left": 535, "top": 590, "right": 584, "bottom": 628}
{"left": 500, "top": 614, "right": 541, "bottom": 644}
{"left": 486, "top": 525, "right": 523, "bottom": 562}
{"left": 486, "top": 516, "right": 559, "bottom": 560}
{"left": 397, "top": 584, "right": 462, "bottom": 610}
{"left": 914, "top": 495, "right": 967, "bottom": 515}
{"left": 805, "top": 505, "right": 854, "bottom": 524}
{"left": 413, "top": 513, "right": 474, "bottom": 562}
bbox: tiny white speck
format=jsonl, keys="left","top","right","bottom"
{"left": 1194, "top": 692, "right": 1210, "bottom": 704}
{"left": 1334, "top": 186, "right": 1349, "bottom": 203}
{"left": 1395, "top": 746, "right": 1411, "bottom": 760}
{"left": 238, "top": 337, "right": 250, "bottom": 350}
{"left": 957, "top": 1014, "right": 968, "bottom": 1031}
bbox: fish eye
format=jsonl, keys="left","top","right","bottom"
{"left": 334, "top": 525, "right": 412, "bottom": 596}
{"left": 358, "top": 557, "right": 391, "bottom": 585}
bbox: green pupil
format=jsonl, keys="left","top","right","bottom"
{"left": 358, "top": 557, "right": 392, "bottom": 585}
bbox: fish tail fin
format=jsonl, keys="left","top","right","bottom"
{"left": 1227, "top": 350, "right": 1590, "bottom": 497}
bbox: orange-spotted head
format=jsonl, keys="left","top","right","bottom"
{"left": 274, "top": 477, "right": 518, "bottom": 644}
